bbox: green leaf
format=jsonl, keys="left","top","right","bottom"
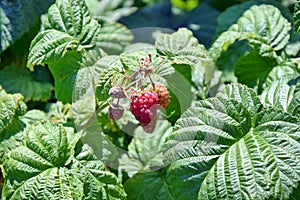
{"left": 97, "top": 19, "right": 133, "bottom": 55}
{"left": 234, "top": 51, "right": 277, "bottom": 89}
{"left": 294, "top": 0, "right": 300, "bottom": 35}
{"left": 261, "top": 80, "right": 300, "bottom": 118}
{"left": 95, "top": 67, "right": 124, "bottom": 102}
{"left": 266, "top": 64, "right": 300, "bottom": 86}
{"left": 163, "top": 83, "right": 300, "bottom": 200}
{"left": 2, "top": 122, "right": 126, "bottom": 199}
{"left": 231, "top": 5, "right": 291, "bottom": 53}
{"left": 124, "top": 171, "right": 172, "bottom": 200}
{"left": 0, "top": 87, "right": 27, "bottom": 163}
{"left": 215, "top": 0, "right": 292, "bottom": 37}
{"left": 119, "top": 119, "right": 172, "bottom": 177}
{"left": 155, "top": 28, "right": 215, "bottom": 84}
{"left": 87, "top": 0, "right": 137, "bottom": 21}
{"left": 0, "top": 0, "right": 54, "bottom": 53}
{"left": 0, "top": 65, "right": 53, "bottom": 102}
{"left": 27, "top": 30, "right": 79, "bottom": 69}
{"left": 0, "top": 87, "right": 26, "bottom": 134}
{"left": 27, "top": 0, "right": 101, "bottom": 69}
{"left": 19, "top": 110, "right": 48, "bottom": 125}
{"left": 48, "top": 51, "right": 82, "bottom": 103}
{"left": 215, "top": 41, "right": 251, "bottom": 83}
{"left": 0, "top": 118, "right": 25, "bottom": 163}
{"left": 217, "top": 83, "right": 263, "bottom": 116}
{"left": 72, "top": 143, "right": 127, "bottom": 200}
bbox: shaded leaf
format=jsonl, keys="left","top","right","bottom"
{"left": 234, "top": 51, "right": 277, "bottom": 89}
{"left": 124, "top": 171, "right": 172, "bottom": 200}
{"left": 0, "top": 0, "right": 54, "bottom": 53}
{"left": 0, "top": 65, "right": 52, "bottom": 102}
{"left": 48, "top": 51, "right": 82, "bottom": 103}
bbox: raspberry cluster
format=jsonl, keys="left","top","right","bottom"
{"left": 107, "top": 54, "right": 171, "bottom": 133}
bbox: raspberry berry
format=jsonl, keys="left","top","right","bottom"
{"left": 109, "top": 103, "right": 124, "bottom": 120}
{"left": 130, "top": 91, "right": 158, "bottom": 125}
{"left": 153, "top": 84, "right": 170, "bottom": 108}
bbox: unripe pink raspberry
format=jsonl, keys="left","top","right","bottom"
{"left": 109, "top": 86, "right": 126, "bottom": 98}
{"left": 109, "top": 103, "right": 124, "bottom": 120}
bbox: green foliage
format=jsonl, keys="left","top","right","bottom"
{"left": 86, "top": 0, "right": 137, "bottom": 21}
{"left": 0, "top": 0, "right": 54, "bottom": 53}
{"left": 27, "top": 0, "right": 101, "bottom": 68}
{"left": 163, "top": 83, "right": 300, "bottom": 200}
{"left": 261, "top": 80, "right": 300, "bottom": 118}
{"left": 1, "top": 0, "right": 300, "bottom": 199}
{"left": 0, "top": 87, "right": 27, "bottom": 164}
{"left": 294, "top": 0, "right": 300, "bottom": 35}
{"left": 0, "top": 65, "right": 53, "bottom": 102}
{"left": 210, "top": 4, "right": 296, "bottom": 90}
{"left": 119, "top": 118, "right": 172, "bottom": 177}
{"left": 96, "top": 67, "right": 124, "bottom": 102}
{"left": 124, "top": 171, "right": 172, "bottom": 200}
{"left": 2, "top": 122, "right": 126, "bottom": 199}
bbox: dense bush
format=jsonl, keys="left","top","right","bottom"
{"left": 1, "top": 0, "right": 300, "bottom": 199}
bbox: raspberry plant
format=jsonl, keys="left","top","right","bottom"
{"left": 1, "top": 0, "right": 300, "bottom": 199}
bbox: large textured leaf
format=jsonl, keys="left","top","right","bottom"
{"left": 266, "top": 64, "right": 300, "bottom": 87}
{"left": 0, "top": 0, "right": 54, "bottom": 53}
{"left": 163, "top": 83, "right": 300, "bottom": 200}
{"left": 261, "top": 80, "right": 300, "bottom": 118}
{"left": 217, "top": 83, "right": 262, "bottom": 116}
{"left": 2, "top": 122, "right": 126, "bottom": 199}
{"left": 119, "top": 119, "right": 172, "bottom": 177}
{"left": 210, "top": 5, "right": 291, "bottom": 60}
{"left": 27, "top": 0, "right": 101, "bottom": 69}
{"left": 294, "top": 0, "right": 300, "bottom": 35}
{"left": 0, "top": 65, "right": 52, "bottom": 102}
{"left": 124, "top": 171, "right": 172, "bottom": 200}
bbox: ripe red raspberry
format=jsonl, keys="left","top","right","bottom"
{"left": 109, "top": 104, "right": 124, "bottom": 120}
{"left": 153, "top": 84, "right": 170, "bottom": 108}
{"left": 130, "top": 91, "right": 158, "bottom": 125}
